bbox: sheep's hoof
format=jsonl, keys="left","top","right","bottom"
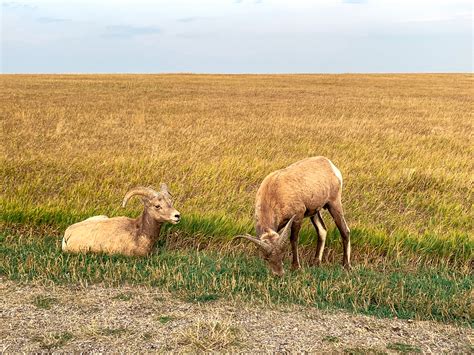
{"left": 343, "top": 263, "right": 352, "bottom": 271}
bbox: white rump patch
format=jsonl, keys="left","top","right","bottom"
{"left": 328, "top": 160, "right": 343, "bottom": 186}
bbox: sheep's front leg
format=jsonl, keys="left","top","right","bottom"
{"left": 290, "top": 221, "right": 302, "bottom": 270}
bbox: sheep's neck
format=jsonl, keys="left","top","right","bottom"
{"left": 136, "top": 212, "right": 162, "bottom": 241}
{"left": 255, "top": 210, "right": 278, "bottom": 237}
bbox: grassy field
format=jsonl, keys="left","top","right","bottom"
{"left": 1, "top": 74, "right": 473, "bottom": 325}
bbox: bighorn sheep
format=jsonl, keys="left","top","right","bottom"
{"left": 62, "top": 185, "right": 181, "bottom": 256}
{"left": 236, "top": 156, "right": 351, "bottom": 276}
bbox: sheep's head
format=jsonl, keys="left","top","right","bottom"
{"left": 122, "top": 184, "right": 181, "bottom": 224}
{"left": 235, "top": 216, "right": 295, "bottom": 277}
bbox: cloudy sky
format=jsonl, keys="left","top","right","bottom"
{"left": 1, "top": 0, "right": 472, "bottom": 73}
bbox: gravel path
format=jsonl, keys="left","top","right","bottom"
{"left": 1, "top": 279, "right": 472, "bottom": 353}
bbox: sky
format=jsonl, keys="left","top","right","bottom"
{"left": 1, "top": 0, "right": 472, "bottom": 73}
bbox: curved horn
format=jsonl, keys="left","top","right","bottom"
{"left": 122, "top": 186, "right": 159, "bottom": 208}
{"left": 277, "top": 215, "right": 296, "bottom": 247}
{"left": 234, "top": 234, "right": 272, "bottom": 253}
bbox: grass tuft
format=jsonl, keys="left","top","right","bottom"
{"left": 99, "top": 327, "right": 128, "bottom": 337}
{"left": 32, "top": 331, "right": 74, "bottom": 350}
{"left": 112, "top": 292, "right": 133, "bottom": 301}
{"left": 386, "top": 342, "right": 421, "bottom": 353}
{"left": 157, "top": 316, "right": 175, "bottom": 324}
{"left": 178, "top": 320, "right": 241, "bottom": 351}
{"left": 32, "top": 295, "right": 58, "bottom": 310}
{"left": 323, "top": 335, "right": 340, "bottom": 343}
{"left": 344, "top": 347, "right": 386, "bottom": 355}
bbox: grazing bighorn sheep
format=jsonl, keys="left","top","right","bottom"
{"left": 62, "top": 185, "right": 181, "bottom": 256}
{"left": 236, "top": 156, "right": 351, "bottom": 276}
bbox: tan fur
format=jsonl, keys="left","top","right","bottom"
{"left": 62, "top": 185, "right": 180, "bottom": 256}
{"left": 243, "top": 156, "right": 351, "bottom": 276}
{"left": 63, "top": 216, "right": 150, "bottom": 256}
{"left": 255, "top": 156, "right": 342, "bottom": 232}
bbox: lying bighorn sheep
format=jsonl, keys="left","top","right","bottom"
{"left": 62, "top": 185, "right": 181, "bottom": 256}
{"left": 236, "top": 156, "right": 351, "bottom": 276}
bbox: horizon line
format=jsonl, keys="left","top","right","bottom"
{"left": 1, "top": 71, "right": 473, "bottom": 75}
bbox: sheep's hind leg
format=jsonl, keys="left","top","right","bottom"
{"left": 310, "top": 211, "right": 327, "bottom": 266}
{"left": 327, "top": 200, "right": 351, "bottom": 270}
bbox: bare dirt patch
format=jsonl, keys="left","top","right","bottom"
{"left": 0, "top": 278, "right": 471, "bottom": 353}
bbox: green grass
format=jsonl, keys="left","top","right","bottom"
{"left": 386, "top": 342, "right": 421, "bottom": 353}
{"left": 2, "top": 207, "right": 472, "bottom": 267}
{"left": 32, "top": 331, "right": 74, "bottom": 350}
{"left": 142, "top": 332, "right": 153, "bottom": 340}
{"left": 98, "top": 327, "right": 128, "bottom": 337}
{"left": 157, "top": 316, "right": 174, "bottom": 324}
{"left": 323, "top": 335, "right": 340, "bottom": 343}
{"left": 112, "top": 292, "right": 133, "bottom": 301}
{"left": 32, "top": 295, "right": 59, "bottom": 310}
{"left": 186, "top": 293, "right": 220, "bottom": 303}
{"left": 1, "top": 229, "right": 471, "bottom": 326}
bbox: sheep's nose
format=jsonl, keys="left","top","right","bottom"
{"left": 174, "top": 213, "right": 181, "bottom": 220}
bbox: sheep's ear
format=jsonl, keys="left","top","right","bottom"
{"left": 160, "top": 183, "right": 172, "bottom": 197}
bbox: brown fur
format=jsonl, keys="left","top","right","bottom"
{"left": 242, "top": 156, "right": 351, "bottom": 276}
{"left": 62, "top": 185, "right": 180, "bottom": 256}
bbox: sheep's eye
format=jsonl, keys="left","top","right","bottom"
{"left": 155, "top": 205, "right": 161, "bottom": 210}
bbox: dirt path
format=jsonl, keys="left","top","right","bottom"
{"left": 0, "top": 279, "right": 471, "bottom": 353}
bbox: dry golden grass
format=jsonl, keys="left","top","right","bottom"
{"left": 177, "top": 318, "right": 241, "bottom": 351}
{"left": 2, "top": 74, "right": 473, "bottom": 237}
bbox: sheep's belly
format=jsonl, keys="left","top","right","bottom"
{"left": 63, "top": 220, "right": 130, "bottom": 254}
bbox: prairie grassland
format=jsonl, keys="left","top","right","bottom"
{"left": 1, "top": 74, "right": 473, "bottom": 323}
